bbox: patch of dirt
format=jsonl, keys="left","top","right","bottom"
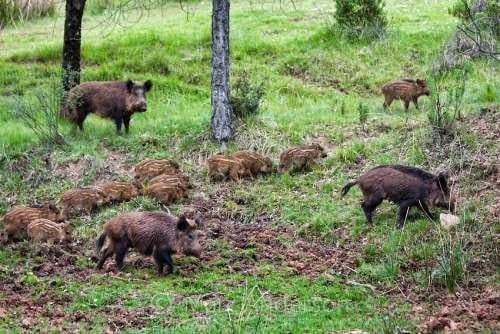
{"left": 53, "top": 156, "right": 95, "bottom": 182}
{"left": 305, "top": 135, "right": 338, "bottom": 154}
{"left": 467, "top": 106, "right": 499, "bottom": 141}
{"left": 283, "top": 65, "right": 349, "bottom": 94}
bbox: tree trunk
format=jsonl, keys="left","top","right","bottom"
{"left": 62, "top": 0, "right": 86, "bottom": 92}
{"left": 211, "top": 0, "right": 233, "bottom": 142}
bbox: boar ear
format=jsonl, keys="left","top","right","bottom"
{"left": 126, "top": 79, "right": 134, "bottom": 92}
{"left": 177, "top": 215, "right": 189, "bottom": 231}
{"left": 48, "top": 203, "right": 58, "bottom": 211}
{"left": 144, "top": 80, "right": 153, "bottom": 92}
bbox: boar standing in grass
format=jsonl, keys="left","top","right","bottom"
{"left": 381, "top": 79, "right": 430, "bottom": 112}
{"left": 3, "top": 204, "right": 64, "bottom": 240}
{"left": 279, "top": 144, "right": 327, "bottom": 173}
{"left": 134, "top": 159, "right": 181, "bottom": 183}
{"left": 149, "top": 173, "right": 192, "bottom": 191}
{"left": 96, "top": 212, "right": 203, "bottom": 275}
{"left": 231, "top": 150, "right": 274, "bottom": 177}
{"left": 60, "top": 186, "right": 108, "bottom": 217}
{"left": 145, "top": 183, "right": 188, "bottom": 204}
{"left": 62, "top": 80, "right": 152, "bottom": 134}
{"left": 341, "top": 165, "right": 454, "bottom": 228}
{"left": 27, "top": 219, "right": 73, "bottom": 244}
{"left": 207, "top": 155, "right": 251, "bottom": 182}
{"left": 99, "top": 181, "right": 141, "bottom": 202}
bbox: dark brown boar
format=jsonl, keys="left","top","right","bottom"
{"left": 279, "top": 144, "right": 327, "bottom": 173}
{"left": 134, "top": 159, "right": 181, "bottom": 182}
{"left": 149, "top": 173, "right": 192, "bottom": 191}
{"left": 62, "top": 80, "right": 152, "bottom": 134}
{"left": 3, "top": 204, "right": 64, "bottom": 240}
{"left": 27, "top": 219, "right": 73, "bottom": 244}
{"left": 96, "top": 212, "right": 203, "bottom": 275}
{"left": 382, "top": 79, "right": 430, "bottom": 111}
{"left": 144, "top": 183, "right": 188, "bottom": 204}
{"left": 207, "top": 155, "right": 251, "bottom": 182}
{"left": 99, "top": 181, "right": 141, "bottom": 202}
{"left": 60, "top": 186, "right": 108, "bottom": 217}
{"left": 341, "top": 165, "right": 454, "bottom": 228}
{"left": 231, "top": 150, "right": 274, "bottom": 176}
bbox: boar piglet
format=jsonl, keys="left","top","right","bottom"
{"left": 99, "top": 181, "right": 141, "bottom": 202}
{"left": 96, "top": 212, "right": 203, "bottom": 275}
{"left": 231, "top": 150, "right": 274, "bottom": 176}
{"left": 27, "top": 219, "right": 72, "bottom": 244}
{"left": 145, "top": 183, "right": 188, "bottom": 204}
{"left": 3, "top": 204, "right": 64, "bottom": 240}
{"left": 341, "top": 165, "right": 454, "bottom": 228}
{"left": 59, "top": 186, "right": 108, "bottom": 218}
{"left": 62, "top": 79, "right": 152, "bottom": 134}
{"left": 134, "top": 159, "right": 181, "bottom": 183}
{"left": 382, "top": 79, "right": 430, "bottom": 111}
{"left": 207, "top": 155, "right": 251, "bottom": 182}
{"left": 149, "top": 173, "right": 192, "bottom": 191}
{"left": 279, "top": 144, "right": 327, "bottom": 173}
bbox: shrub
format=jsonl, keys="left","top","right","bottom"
{"left": 358, "top": 102, "right": 369, "bottom": 130}
{"left": 230, "top": 71, "right": 265, "bottom": 118}
{"left": 432, "top": 242, "right": 466, "bottom": 292}
{"left": 9, "top": 80, "right": 66, "bottom": 147}
{"left": 333, "top": 0, "right": 387, "bottom": 39}
{"left": 0, "top": 0, "right": 56, "bottom": 28}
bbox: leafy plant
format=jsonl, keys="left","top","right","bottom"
{"left": 231, "top": 71, "right": 265, "bottom": 118}
{"left": 333, "top": 0, "right": 388, "bottom": 39}
{"left": 358, "top": 102, "right": 369, "bottom": 130}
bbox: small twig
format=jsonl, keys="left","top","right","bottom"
{"left": 346, "top": 280, "right": 376, "bottom": 293}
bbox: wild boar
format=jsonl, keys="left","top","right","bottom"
{"left": 382, "top": 79, "right": 430, "bottom": 111}
{"left": 99, "top": 181, "right": 141, "bottom": 202}
{"left": 144, "top": 183, "right": 188, "bottom": 204}
{"left": 62, "top": 79, "right": 152, "bottom": 134}
{"left": 207, "top": 155, "right": 251, "bottom": 182}
{"left": 96, "top": 212, "right": 203, "bottom": 275}
{"left": 341, "top": 165, "right": 454, "bottom": 228}
{"left": 134, "top": 159, "right": 180, "bottom": 182}
{"left": 149, "top": 173, "right": 192, "bottom": 191}
{"left": 27, "top": 219, "right": 72, "bottom": 244}
{"left": 3, "top": 204, "right": 64, "bottom": 240}
{"left": 279, "top": 144, "right": 327, "bottom": 173}
{"left": 60, "top": 186, "right": 108, "bottom": 217}
{"left": 231, "top": 150, "right": 274, "bottom": 176}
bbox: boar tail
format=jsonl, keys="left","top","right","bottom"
{"left": 96, "top": 233, "right": 106, "bottom": 253}
{"left": 341, "top": 181, "right": 357, "bottom": 197}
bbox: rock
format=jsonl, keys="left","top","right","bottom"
{"left": 440, "top": 213, "right": 460, "bottom": 230}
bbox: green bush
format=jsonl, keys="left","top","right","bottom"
{"left": 333, "top": 0, "right": 387, "bottom": 39}
{"left": 0, "top": 0, "right": 56, "bottom": 28}
{"left": 230, "top": 71, "right": 265, "bottom": 118}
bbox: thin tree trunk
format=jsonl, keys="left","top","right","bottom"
{"left": 211, "top": 0, "right": 233, "bottom": 142}
{"left": 62, "top": 0, "right": 86, "bottom": 92}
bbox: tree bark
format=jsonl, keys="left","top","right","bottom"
{"left": 62, "top": 0, "right": 87, "bottom": 92}
{"left": 211, "top": 0, "right": 233, "bottom": 142}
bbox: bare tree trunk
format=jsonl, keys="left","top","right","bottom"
{"left": 211, "top": 0, "right": 233, "bottom": 142}
{"left": 62, "top": 0, "right": 86, "bottom": 92}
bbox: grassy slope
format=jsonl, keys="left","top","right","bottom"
{"left": 0, "top": 0, "right": 499, "bottom": 332}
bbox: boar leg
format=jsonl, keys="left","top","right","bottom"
{"left": 403, "top": 100, "right": 410, "bottom": 112}
{"left": 153, "top": 248, "right": 174, "bottom": 275}
{"left": 123, "top": 115, "right": 131, "bottom": 134}
{"left": 396, "top": 200, "right": 416, "bottom": 228}
{"left": 412, "top": 97, "right": 419, "bottom": 110}
{"left": 361, "top": 194, "right": 383, "bottom": 224}
{"left": 114, "top": 240, "right": 130, "bottom": 270}
{"left": 97, "top": 246, "right": 114, "bottom": 269}
{"left": 114, "top": 117, "right": 123, "bottom": 134}
{"left": 417, "top": 201, "right": 434, "bottom": 220}
{"left": 383, "top": 96, "right": 393, "bottom": 109}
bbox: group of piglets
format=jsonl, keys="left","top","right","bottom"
{"left": 207, "top": 144, "right": 328, "bottom": 182}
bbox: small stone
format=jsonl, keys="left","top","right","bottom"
{"left": 440, "top": 213, "right": 460, "bottom": 230}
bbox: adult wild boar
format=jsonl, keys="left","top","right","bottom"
{"left": 96, "top": 212, "right": 203, "bottom": 275}
{"left": 62, "top": 79, "right": 152, "bottom": 133}
{"left": 382, "top": 79, "right": 430, "bottom": 111}
{"left": 341, "top": 165, "right": 454, "bottom": 228}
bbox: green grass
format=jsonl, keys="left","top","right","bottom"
{"left": 0, "top": 0, "right": 499, "bottom": 332}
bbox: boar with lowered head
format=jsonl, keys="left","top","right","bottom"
{"left": 382, "top": 79, "right": 430, "bottom": 111}
{"left": 279, "top": 144, "right": 327, "bottom": 173}
{"left": 62, "top": 79, "right": 152, "bottom": 134}
{"left": 145, "top": 183, "right": 188, "bottom": 204}
{"left": 27, "top": 219, "right": 72, "bottom": 244}
{"left": 341, "top": 165, "right": 454, "bottom": 228}
{"left": 134, "top": 159, "right": 181, "bottom": 183}
{"left": 96, "top": 212, "right": 203, "bottom": 275}
{"left": 3, "top": 204, "right": 64, "bottom": 240}
{"left": 231, "top": 150, "right": 274, "bottom": 177}
{"left": 149, "top": 173, "right": 192, "bottom": 191}
{"left": 60, "top": 186, "right": 108, "bottom": 218}
{"left": 99, "top": 181, "right": 141, "bottom": 203}
{"left": 207, "top": 155, "right": 251, "bottom": 182}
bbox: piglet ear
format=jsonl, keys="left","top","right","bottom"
{"left": 48, "top": 203, "right": 58, "bottom": 211}
{"left": 144, "top": 80, "right": 153, "bottom": 92}
{"left": 126, "top": 79, "right": 134, "bottom": 92}
{"left": 177, "top": 215, "right": 189, "bottom": 231}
